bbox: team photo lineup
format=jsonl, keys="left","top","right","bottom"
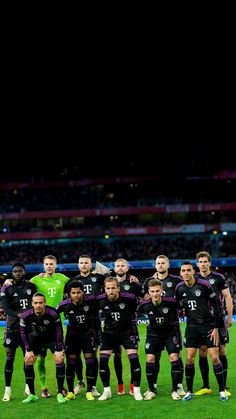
{"left": 0, "top": 252, "right": 233, "bottom": 406}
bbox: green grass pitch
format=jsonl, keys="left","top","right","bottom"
{"left": 0, "top": 323, "right": 235, "bottom": 419}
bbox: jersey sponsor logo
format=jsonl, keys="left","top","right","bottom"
{"left": 84, "top": 284, "right": 92, "bottom": 294}
{"left": 20, "top": 299, "right": 29, "bottom": 309}
{"left": 188, "top": 300, "right": 197, "bottom": 310}
{"left": 195, "top": 290, "right": 201, "bottom": 297}
{"left": 76, "top": 315, "right": 86, "bottom": 323}
{"left": 111, "top": 312, "right": 120, "bottom": 321}
{"left": 47, "top": 287, "right": 56, "bottom": 297}
{"left": 155, "top": 317, "right": 164, "bottom": 324}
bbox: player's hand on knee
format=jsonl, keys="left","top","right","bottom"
{"left": 24, "top": 351, "right": 36, "bottom": 364}
{"left": 54, "top": 350, "right": 64, "bottom": 363}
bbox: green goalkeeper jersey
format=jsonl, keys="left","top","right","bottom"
{"left": 30, "top": 273, "right": 70, "bottom": 308}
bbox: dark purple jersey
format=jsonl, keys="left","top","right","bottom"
{"left": 20, "top": 305, "right": 64, "bottom": 351}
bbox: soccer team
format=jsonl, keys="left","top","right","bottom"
{"left": 0, "top": 252, "right": 233, "bottom": 403}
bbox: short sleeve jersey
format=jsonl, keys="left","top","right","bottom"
{"left": 30, "top": 273, "right": 69, "bottom": 308}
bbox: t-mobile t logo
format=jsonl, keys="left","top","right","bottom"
{"left": 188, "top": 300, "right": 197, "bottom": 310}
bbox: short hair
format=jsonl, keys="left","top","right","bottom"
{"left": 43, "top": 255, "right": 57, "bottom": 263}
{"left": 156, "top": 255, "right": 170, "bottom": 264}
{"left": 68, "top": 280, "right": 84, "bottom": 293}
{"left": 114, "top": 258, "right": 128, "bottom": 266}
{"left": 33, "top": 292, "right": 46, "bottom": 301}
{"left": 104, "top": 276, "right": 119, "bottom": 287}
{"left": 148, "top": 278, "right": 163, "bottom": 289}
{"left": 78, "top": 254, "right": 92, "bottom": 262}
{"left": 180, "top": 261, "right": 194, "bottom": 268}
{"left": 196, "top": 251, "right": 211, "bottom": 262}
{"left": 12, "top": 262, "right": 25, "bottom": 271}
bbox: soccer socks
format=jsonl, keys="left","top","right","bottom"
{"left": 199, "top": 356, "right": 210, "bottom": 388}
{"left": 56, "top": 362, "right": 66, "bottom": 394}
{"left": 93, "top": 356, "right": 99, "bottom": 387}
{"left": 25, "top": 364, "right": 35, "bottom": 395}
{"left": 85, "top": 358, "right": 95, "bottom": 392}
{"left": 185, "top": 363, "right": 195, "bottom": 393}
{"left": 99, "top": 354, "right": 110, "bottom": 387}
{"left": 4, "top": 355, "right": 14, "bottom": 386}
{"left": 146, "top": 362, "right": 155, "bottom": 393}
{"left": 114, "top": 353, "right": 123, "bottom": 385}
{"left": 219, "top": 355, "right": 228, "bottom": 387}
{"left": 153, "top": 354, "right": 160, "bottom": 384}
{"left": 66, "top": 358, "right": 76, "bottom": 392}
{"left": 213, "top": 362, "right": 224, "bottom": 392}
{"left": 171, "top": 360, "right": 180, "bottom": 392}
{"left": 179, "top": 357, "right": 184, "bottom": 385}
{"left": 75, "top": 356, "right": 83, "bottom": 382}
{"left": 128, "top": 354, "right": 141, "bottom": 387}
{"left": 37, "top": 356, "right": 46, "bottom": 389}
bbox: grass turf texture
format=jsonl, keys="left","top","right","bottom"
{"left": 0, "top": 324, "right": 235, "bottom": 419}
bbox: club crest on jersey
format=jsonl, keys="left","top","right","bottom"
{"left": 56, "top": 280, "right": 61, "bottom": 284}
{"left": 6, "top": 338, "right": 11, "bottom": 345}
{"left": 145, "top": 342, "right": 150, "bottom": 349}
{"left": 124, "top": 285, "right": 130, "bottom": 290}
{"left": 26, "top": 289, "right": 32, "bottom": 295}
{"left": 166, "top": 282, "right": 172, "bottom": 288}
{"left": 210, "top": 279, "right": 215, "bottom": 285}
{"left": 162, "top": 308, "right": 169, "bottom": 314}
{"left": 83, "top": 305, "right": 89, "bottom": 312}
{"left": 44, "top": 320, "right": 50, "bottom": 325}
{"left": 119, "top": 303, "right": 125, "bottom": 309}
{"left": 195, "top": 290, "right": 201, "bottom": 297}
{"left": 91, "top": 277, "right": 97, "bottom": 282}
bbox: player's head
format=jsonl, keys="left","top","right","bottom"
{"left": 32, "top": 292, "right": 46, "bottom": 315}
{"left": 78, "top": 255, "right": 92, "bottom": 275}
{"left": 148, "top": 278, "right": 163, "bottom": 302}
{"left": 43, "top": 255, "right": 57, "bottom": 274}
{"left": 180, "top": 261, "right": 195, "bottom": 283}
{"left": 104, "top": 276, "right": 120, "bottom": 301}
{"left": 155, "top": 255, "right": 170, "bottom": 273}
{"left": 68, "top": 280, "right": 84, "bottom": 304}
{"left": 12, "top": 262, "right": 26, "bottom": 282}
{"left": 114, "top": 258, "right": 129, "bottom": 277}
{"left": 196, "top": 251, "right": 211, "bottom": 275}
